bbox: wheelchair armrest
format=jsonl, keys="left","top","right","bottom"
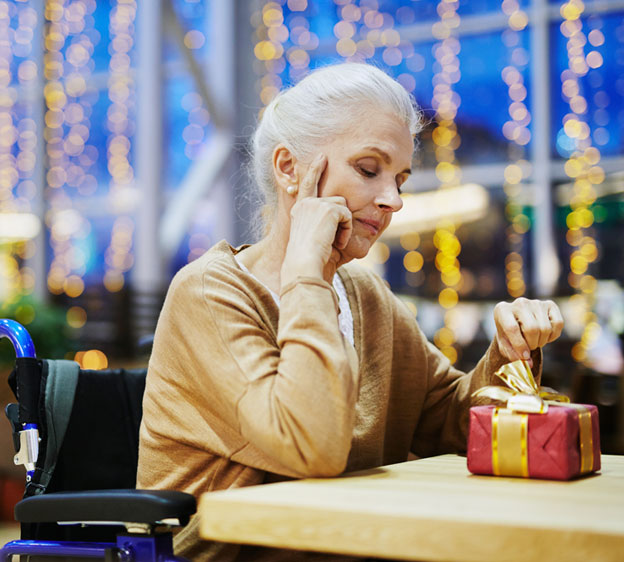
{"left": 15, "top": 489, "right": 197, "bottom": 526}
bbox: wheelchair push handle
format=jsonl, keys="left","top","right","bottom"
{"left": 1, "top": 319, "right": 40, "bottom": 481}
{"left": 0, "top": 319, "right": 36, "bottom": 358}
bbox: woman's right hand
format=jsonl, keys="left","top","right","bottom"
{"left": 281, "top": 154, "right": 353, "bottom": 288}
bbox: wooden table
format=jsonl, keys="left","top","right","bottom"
{"left": 199, "top": 454, "right": 624, "bottom": 561}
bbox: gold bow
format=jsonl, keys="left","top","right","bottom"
{"left": 472, "top": 359, "right": 570, "bottom": 413}
{"left": 473, "top": 360, "right": 594, "bottom": 477}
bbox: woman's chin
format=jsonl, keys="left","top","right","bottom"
{"left": 341, "top": 236, "right": 375, "bottom": 262}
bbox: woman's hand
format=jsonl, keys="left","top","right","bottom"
{"left": 493, "top": 298, "right": 564, "bottom": 363}
{"left": 281, "top": 154, "right": 353, "bottom": 286}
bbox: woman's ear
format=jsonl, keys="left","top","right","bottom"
{"left": 272, "top": 144, "right": 298, "bottom": 192}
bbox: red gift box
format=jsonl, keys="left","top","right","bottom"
{"left": 467, "top": 403, "right": 601, "bottom": 480}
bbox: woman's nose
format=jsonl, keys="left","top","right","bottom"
{"left": 376, "top": 183, "right": 404, "bottom": 212}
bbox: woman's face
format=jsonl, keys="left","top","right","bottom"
{"left": 314, "top": 110, "right": 414, "bottom": 262}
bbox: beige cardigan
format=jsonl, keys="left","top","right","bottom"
{"left": 137, "top": 240, "right": 539, "bottom": 561}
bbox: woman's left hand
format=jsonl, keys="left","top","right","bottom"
{"left": 493, "top": 298, "right": 564, "bottom": 363}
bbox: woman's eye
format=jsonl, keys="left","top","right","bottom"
{"left": 358, "top": 166, "right": 377, "bottom": 178}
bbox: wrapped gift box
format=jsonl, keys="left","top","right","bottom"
{"left": 467, "top": 404, "right": 601, "bottom": 481}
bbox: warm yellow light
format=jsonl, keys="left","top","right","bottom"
{"left": 435, "top": 326, "right": 455, "bottom": 347}
{"left": 381, "top": 29, "right": 400, "bottom": 47}
{"left": 381, "top": 184, "right": 489, "bottom": 239}
{"left": 432, "top": 126, "right": 454, "bottom": 147}
{"left": 566, "top": 229, "right": 583, "bottom": 246}
{"left": 577, "top": 208, "right": 594, "bottom": 228}
{"left": 103, "top": 271, "right": 124, "bottom": 292}
{"left": 507, "top": 277, "right": 525, "bottom": 295}
{"left": 504, "top": 164, "right": 523, "bottom": 184}
{"left": 263, "top": 7, "right": 283, "bottom": 28}
{"left": 435, "top": 161, "right": 457, "bottom": 183}
{"left": 571, "top": 341, "right": 586, "bottom": 362}
{"left": 512, "top": 214, "right": 530, "bottom": 234}
{"left": 254, "top": 40, "right": 278, "bottom": 61}
{"left": 403, "top": 250, "right": 424, "bottom": 272}
{"left": 436, "top": 235, "right": 460, "bottom": 256}
{"left": 580, "top": 242, "right": 598, "bottom": 262}
{"left": 579, "top": 275, "right": 597, "bottom": 294}
{"left": 287, "top": 48, "right": 309, "bottom": 68}
{"left": 560, "top": 2, "right": 584, "bottom": 21}
{"left": 508, "top": 11, "right": 528, "bottom": 31}
{"left": 439, "top": 287, "right": 458, "bottom": 309}
{"left": 441, "top": 269, "right": 461, "bottom": 287}
{"left": 47, "top": 268, "right": 65, "bottom": 294}
{"left": 564, "top": 157, "right": 582, "bottom": 177}
{"left": 570, "top": 254, "right": 588, "bottom": 274}
{"left": 336, "top": 38, "right": 356, "bottom": 57}
{"left": 587, "top": 166, "right": 604, "bottom": 185}
{"left": 582, "top": 146, "right": 599, "bottom": 165}
{"left": 64, "top": 275, "right": 84, "bottom": 298}
{"left": 66, "top": 306, "right": 87, "bottom": 328}
{"left": 400, "top": 232, "right": 420, "bottom": 251}
{"left": 79, "top": 349, "right": 108, "bottom": 370}
{"left": 440, "top": 345, "right": 457, "bottom": 363}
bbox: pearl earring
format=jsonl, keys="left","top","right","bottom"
{"left": 286, "top": 185, "right": 298, "bottom": 196}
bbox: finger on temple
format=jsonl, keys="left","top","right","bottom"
{"left": 298, "top": 153, "right": 326, "bottom": 200}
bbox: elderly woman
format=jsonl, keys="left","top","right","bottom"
{"left": 137, "top": 63, "right": 563, "bottom": 561}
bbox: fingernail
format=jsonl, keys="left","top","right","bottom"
{"left": 523, "top": 351, "right": 530, "bottom": 360}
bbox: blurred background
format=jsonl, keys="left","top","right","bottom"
{"left": 0, "top": 0, "right": 623, "bottom": 523}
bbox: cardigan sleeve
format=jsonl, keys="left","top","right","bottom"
{"left": 236, "top": 276, "right": 360, "bottom": 477}
{"left": 410, "top": 324, "right": 542, "bottom": 457}
{"left": 154, "top": 261, "right": 360, "bottom": 479}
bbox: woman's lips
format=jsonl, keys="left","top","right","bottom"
{"left": 356, "top": 218, "right": 381, "bottom": 235}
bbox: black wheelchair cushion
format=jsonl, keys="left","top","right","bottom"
{"left": 15, "top": 489, "right": 197, "bottom": 526}
{"left": 44, "top": 366, "right": 147, "bottom": 496}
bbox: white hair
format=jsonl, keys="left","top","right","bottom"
{"left": 250, "top": 63, "right": 423, "bottom": 224}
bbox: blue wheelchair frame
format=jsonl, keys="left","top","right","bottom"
{"left": 0, "top": 319, "right": 195, "bottom": 562}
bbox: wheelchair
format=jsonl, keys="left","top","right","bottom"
{"left": 0, "top": 318, "right": 196, "bottom": 561}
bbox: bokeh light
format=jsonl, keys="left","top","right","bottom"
{"left": 560, "top": 0, "right": 604, "bottom": 364}
{"left": 430, "top": 0, "right": 463, "bottom": 364}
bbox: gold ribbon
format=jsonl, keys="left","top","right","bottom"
{"left": 473, "top": 359, "right": 570, "bottom": 413}
{"left": 492, "top": 408, "right": 528, "bottom": 477}
{"left": 558, "top": 402, "right": 594, "bottom": 474}
{"left": 474, "top": 360, "right": 594, "bottom": 477}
